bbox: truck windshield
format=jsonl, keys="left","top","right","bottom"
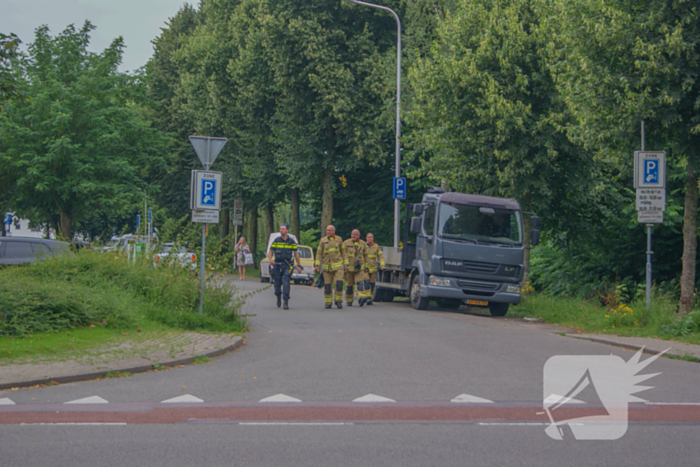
{"left": 438, "top": 202, "right": 523, "bottom": 244}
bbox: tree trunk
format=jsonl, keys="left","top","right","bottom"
{"left": 58, "top": 207, "right": 72, "bottom": 241}
{"left": 321, "top": 168, "right": 333, "bottom": 231}
{"left": 291, "top": 188, "right": 301, "bottom": 241}
{"left": 679, "top": 158, "right": 698, "bottom": 313}
{"left": 220, "top": 207, "right": 230, "bottom": 239}
{"left": 246, "top": 207, "right": 259, "bottom": 268}
{"left": 264, "top": 203, "right": 274, "bottom": 242}
{"left": 522, "top": 214, "right": 532, "bottom": 294}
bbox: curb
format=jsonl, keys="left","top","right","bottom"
{"left": 0, "top": 336, "right": 244, "bottom": 390}
{"left": 565, "top": 334, "right": 698, "bottom": 360}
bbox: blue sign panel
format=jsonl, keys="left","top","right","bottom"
{"left": 4, "top": 213, "right": 11, "bottom": 226}
{"left": 201, "top": 178, "right": 217, "bottom": 206}
{"left": 644, "top": 159, "right": 659, "bottom": 184}
{"left": 393, "top": 177, "right": 407, "bottom": 200}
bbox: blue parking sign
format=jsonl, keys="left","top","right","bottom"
{"left": 393, "top": 177, "right": 407, "bottom": 200}
{"left": 644, "top": 159, "right": 659, "bottom": 184}
{"left": 201, "top": 179, "right": 217, "bottom": 206}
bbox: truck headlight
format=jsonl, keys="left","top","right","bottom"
{"left": 430, "top": 278, "right": 451, "bottom": 287}
{"left": 506, "top": 285, "right": 521, "bottom": 293}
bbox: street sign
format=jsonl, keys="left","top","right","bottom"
{"left": 232, "top": 199, "right": 244, "bottom": 226}
{"left": 636, "top": 188, "right": 666, "bottom": 212}
{"left": 634, "top": 151, "right": 666, "bottom": 189}
{"left": 189, "top": 136, "right": 228, "bottom": 169}
{"left": 393, "top": 177, "right": 407, "bottom": 200}
{"left": 192, "top": 210, "right": 220, "bottom": 224}
{"left": 191, "top": 171, "right": 223, "bottom": 211}
{"left": 638, "top": 211, "right": 663, "bottom": 224}
{"left": 4, "top": 213, "right": 11, "bottom": 226}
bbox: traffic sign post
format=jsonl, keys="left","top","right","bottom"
{"left": 189, "top": 136, "right": 228, "bottom": 313}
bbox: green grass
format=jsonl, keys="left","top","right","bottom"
{"left": 0, "top": 249, "right": 248, "bottom": 362}
{"left": 510, "top": 292, "right": 700, "bottom": 345}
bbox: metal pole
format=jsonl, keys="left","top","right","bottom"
{"left": 642, "top": 120, "right": 652, "bottom": 311}
{"left": 198, "top": 138, "right": 212, "bottom": 313}
{"left": 345, "top": 0, "right": 401, "bottom": 247}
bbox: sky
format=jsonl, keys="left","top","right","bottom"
{"left": 1, "top": 0, "right": 192, "bottom": 73}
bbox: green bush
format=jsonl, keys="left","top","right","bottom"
{"left": 0, "top": 249, "right": 246, "bottom": 337}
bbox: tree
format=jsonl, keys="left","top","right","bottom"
{"left": 407, "top": 0, "right": 598, "bottom": 284}
{"left": 541, "top": 0, "right": 700, "bottom": 312}
{"left": 0, "top": 22, "right": 168, "bottom": 240}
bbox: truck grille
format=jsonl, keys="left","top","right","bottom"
{"left": 463, "top": 260, "right": 499, "bottom": 274}
{"left": 457, "top": 280, "right": 499, "bottom": 291}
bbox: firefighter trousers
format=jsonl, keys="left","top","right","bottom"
{"left": 322, "top": 269, "right": 345, "bottom": 305}
{"left": 345, "top": 270, "right": 371, "bottom": 304}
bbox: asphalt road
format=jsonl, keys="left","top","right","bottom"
{"left": 1, "top": 280, "right": 699, "bottom": 466}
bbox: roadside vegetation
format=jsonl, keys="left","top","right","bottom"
{"left": 0, "top": 249, "right": 247, "bottom": 360}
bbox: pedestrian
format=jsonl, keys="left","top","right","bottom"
{"left": 269, "top": 224, "right": 302, "bottom": 310}
{"left": 314, "top": 225, "right": 348, "bottom": 309}
{"left": 234, "top": 237, "right": 251, "bottom": 281}
{"left": 343, "top": 229, "right": 371, "bottom": 307}
{"left": 365, "top": 232, "right": 385, "bottom": 305}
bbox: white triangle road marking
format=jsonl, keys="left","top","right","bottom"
{"left": 0, "top": 398, "right": 16, "bottom": 405}
{"left": 352, "top": 394, "right": 396, "bottom": 403}
{"left": 259, "top": 394, "right": 302, "bottom": 403}
{"left": 64, "top": 396, "right": 109, "bottom": 405}
{"left": 450, "top": 394, "right": 494, "bottom": 404}
{"left": 543, "top": 393, "right": 585, "bottom": 405}
{"left": 161, "top": 394, "right": 204, "bottom": 404}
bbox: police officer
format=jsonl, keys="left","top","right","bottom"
{"left": 365, "top": 232, "right": 385, "bottom": 305}
{"left": 343, "top": 229, "right": 371, "bottom": 307}
{"left": 314, "top": 225, "right": 347, "bottom": 309}
{"left": 269, "top": 224, "right": 302, "bottom": 310}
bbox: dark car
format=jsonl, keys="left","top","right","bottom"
{"left": 0, "top": 237, "right": 71, "bottom": 265}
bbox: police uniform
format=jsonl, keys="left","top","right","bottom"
{"left": 365, "top": 242, "right": 386, "bottom": 300}
{"left": 343, "top": 238, "right": 371, "bottom": 306}
{"left": 314, "top": 235, "right": 348, "bottom": 308}
{"left": 270, "top": 235, "right": 298, "bottom": 305}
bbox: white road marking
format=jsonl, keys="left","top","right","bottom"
{"left": 479, "top": 423, "right": 548, "bottom": 426}
{"left": 161, "top": 394, "right": 204, "bottom": 404}
{"left": 20, "top": 423, "right": 127, "bottom": 426}
{"left": 259, "top": 394, "right": 302, "bottom": 403}
{"left": 0, "top": 398, "right": 16, "bottom": 405}
{"left": 543, "top": 393, "right": 585, "bottom": 404}
{"left": 352, "top": 394, "right": 396, "bottom": 403}
{"left": 64, "top": 396, "right": 109, "bottom": 405}
{"left": 645, "top": 402, "right": 700, "bottom": 406}
{"left": 240, "top": 422, "right": 352, "bottom": 426}
{"left": 450, "top": 394, "right": 493, "bottom": 404}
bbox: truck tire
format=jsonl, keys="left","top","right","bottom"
{"left": 410, "top": 274, "right": 430, "bottom": 310}
{"left": 437, "top": 298, "right": 462, "bottom": 310}
{"left": 373, "top": 287, "right": 385, "bottom": 302}
{"left": 383, "top": 289, "right": 395, "bottom": 303}
{"left": 488, "top": 302, "right": 509, "bottom": 317}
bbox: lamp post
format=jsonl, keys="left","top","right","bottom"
{"left": 343, "top": 0, "right": 402, "bottom": 248}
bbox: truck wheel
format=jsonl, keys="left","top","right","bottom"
{"left": 373, "top": 287, "right": 385, "bottom": 303}
{"left": 383, "top": 289, "right": 395, "bottom": 303}
{"left": 437, "top": 298, "right": 462, "bottom": 310}
{"left": 410, "top": 275, "right": 429, "bottom": 310}
{"left": 488, "top": 302, "right": 509, "bottom": 316}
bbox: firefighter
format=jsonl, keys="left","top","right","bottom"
{"left": 365, "top": 232, "right": 385, "bottom": 305}
{"left": 269, "top": 224, "right": 302, "bottom": 310}
{"left": 314, "top": 225, "right": 348, "bottom": 309}
{"left": 343, "top": 229, "right": 371, "bottom": 307}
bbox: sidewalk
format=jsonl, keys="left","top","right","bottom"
{"left": 565, "top": 332, "right": 700, "bottom": 360}
{"left": 0, "top": 332, "right": 243, "bottom": 390}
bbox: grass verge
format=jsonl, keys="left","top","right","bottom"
{"left": 510, "top": 292, "right": 700, "bottom": 345}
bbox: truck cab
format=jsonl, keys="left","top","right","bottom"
{"left": 374, "top": 188, "right": 539, "bottom": 316}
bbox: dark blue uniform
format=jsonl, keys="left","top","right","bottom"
{"left": 270, "top": 235, "right": 298, "bottom": 301}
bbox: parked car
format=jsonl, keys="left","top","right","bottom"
{"left": 0, "top": 237, "right": 71, "bottom": 265}
{"left": 154, "top": 243, "right": 197, "bottom": 270}
{"left": 259, "top": 233, "right": 315, "bottom": 285}
{"left": 102, "top": 234, "right": 158, "bottom": 253}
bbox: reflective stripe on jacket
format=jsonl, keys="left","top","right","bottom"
{"left": 315, "top": 236, "right": 348, "bottom": 271}
{"left": 343, "top": 239, "right": 369, "bottom": 273}
{"left": 366, "top": 243, "right": 385, "bottom": 272}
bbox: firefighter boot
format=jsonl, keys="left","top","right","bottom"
{"left": 283, "top": 300, "right": 289, "bottom": 310}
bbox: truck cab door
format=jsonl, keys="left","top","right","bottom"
{"left": 417, "top": 203, "right": 437, "bottom": 274}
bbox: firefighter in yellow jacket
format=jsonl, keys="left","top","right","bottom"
{"left": 365, "top": 232, "right": 385, "bottom": 305}
{"left": 314, "top": 225, "right": 348, "bottom": 309}
{"left": 343, "top": 229, "right": 371, "bottom": 307}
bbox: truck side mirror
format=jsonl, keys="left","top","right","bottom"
{"left": 413, "top": 204, "right": 424, "bottom": 215}
{"left": 410, "top": 217, "right": 422, "bottom": 235}
{"left": 531, "top": 215, "right": 540, "bottom": 228}
{"left": 531, "top": 229, "right": 540, "bottom": 247}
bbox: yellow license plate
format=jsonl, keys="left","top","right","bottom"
{"left": 466, "top": 299, "right": 488, "bottom": 306}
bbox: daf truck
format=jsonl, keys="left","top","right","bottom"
{"left": 373, "top": 187, "right": 540, "bottom": 316}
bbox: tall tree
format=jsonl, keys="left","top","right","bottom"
{"left": 541, "top": 0, "right": 700, "bottom": 312}
{"left": 0, "top": 22, "right": 167, "bottom": 240}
